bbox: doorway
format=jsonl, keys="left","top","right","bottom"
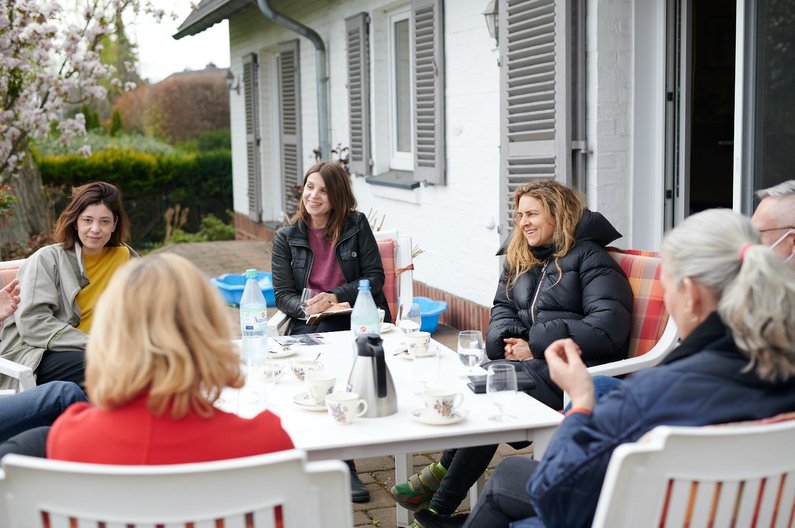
{"left": 665, "top": 0, "right": 736, "bottom": 227}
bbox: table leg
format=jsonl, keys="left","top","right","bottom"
{"left": 533, "top": 427, "right": 555, "bottom": 459}
{"left": 395, "top": 453, "right": 413, "bottom": 527}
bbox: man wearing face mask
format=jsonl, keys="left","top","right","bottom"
{"left": 751, "top": 180, "right": 795, "bottom": 266}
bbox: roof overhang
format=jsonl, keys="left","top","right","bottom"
{"left": 173, "top": 0, "right": 254, "bottom": 39}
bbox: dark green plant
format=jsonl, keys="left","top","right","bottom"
{"left": 109, "top": 110, "right": 124, "bottom": 136}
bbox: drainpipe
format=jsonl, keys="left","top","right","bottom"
{"left": 256, "top": 0, "right": 329, "bottom": 159}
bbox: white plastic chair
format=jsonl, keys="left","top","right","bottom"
{"left": 0, "top": 259, "right": 35, "bottom": 394}
{"left": 0, "top": 358, "right": 35, "bottom": 394}
{"left": 0, "top": 449, "right": 352, "bottom": 527}
{"left": 592, "top": 418, "right": 795, "bottom": 527}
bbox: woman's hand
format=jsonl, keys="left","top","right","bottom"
{"left": 545, "top": 338, "right": 595, "bottom": 411}
{"left": 0, "top": 279, "right": 20, "bottom": 323}
{"left": 503, "top": 337, "right": 534, "bottom": 360}
{"left": 303, "top": 292, "right": 338, "bottom": 315}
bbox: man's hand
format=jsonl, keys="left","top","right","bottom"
{"left": 545, "top": 338, "right": 595, "bottom": 411}
{"left": 504, "top": 337, "right": 533, "bottom": 360}
{"left": 0, "top": 279, "right": 20, "bottom": 323}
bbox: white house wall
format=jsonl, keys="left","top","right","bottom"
{"left": 226, "top": 0, "right": 666, "bottom": 306}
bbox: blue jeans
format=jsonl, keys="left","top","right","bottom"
{"left": 0, "top": 381, "right": 87, "bottom": 442}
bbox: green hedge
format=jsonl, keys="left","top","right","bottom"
{"left": 35, "top": 147, "right": 232, "bottom": 246}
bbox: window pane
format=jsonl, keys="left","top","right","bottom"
{"left": 394, "top": 18, "right": 411, "bottom": 153}
{"left": 753, "top": 0, "right": 795, "bottom": 192}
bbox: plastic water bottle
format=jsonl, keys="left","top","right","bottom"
{"left": 350, "top": 279, "right": 381, "bottom": 336}
{"left": 240, "top": 269, "right": 269, "bottom": 367}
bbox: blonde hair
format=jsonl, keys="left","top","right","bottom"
{"left": 86, "top": 253, "right": 244, "bottom": 418}
{"left": 505, "top": 180, "right": 586, "bottom": 286}
{"left": 662, "top": 209, "right": 795, "bottom": 382}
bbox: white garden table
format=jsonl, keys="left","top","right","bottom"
{"left": 221, "top": 330, "right": 563, "bottom": 526}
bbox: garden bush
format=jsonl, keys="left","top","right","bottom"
{"left": 34, "top": 141, "right": 232, "bottom": 246}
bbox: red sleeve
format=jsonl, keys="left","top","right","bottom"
{"left": 255, "top": 410, "right": 295, "bottom": 452}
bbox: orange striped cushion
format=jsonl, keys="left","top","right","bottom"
{"left": 608, "top": 248, "right": 670, "bottom": 358}
{"left": 0, "top": 264, "right": 20, "bottom": 287}
{"left": 377, "top": 238, "right": 397, "bottom": 323}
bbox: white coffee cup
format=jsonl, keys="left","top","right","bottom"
{"left": 325, "top": 391, "right": 368, "bottom": 424}
{"left": 377, "top": 308, "right": 386, "bottom": 326}
{"left": 406, "top": 331, "right": 432, "bottom": 358}
{"left": 421, "top": 388, "right": 464, "bottom": 419}
{"left": 291, "top": 359, "right": 323, "bottom": 382}
{"left": 305, "top": 371, "right": 336, "bottom": 404}
{"left": 261, "top": 359, "right": 286, "bottom": 383}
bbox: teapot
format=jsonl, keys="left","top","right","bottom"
{"left": 347, "top": 333, "right": 398, "bottom": 417}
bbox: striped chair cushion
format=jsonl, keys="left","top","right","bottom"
{"left": 607, "top": 248, "right": 670, "bottom": 358}
{"left": 377, "top": 238, "right": 397, "bottom": 323}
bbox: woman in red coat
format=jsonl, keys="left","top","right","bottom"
{"left": 48, "top": 253, "right": 294, "bottom": 464}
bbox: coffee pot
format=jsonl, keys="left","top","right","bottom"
{"left": 347, "top": 333, "right": 398, "bottom": 417}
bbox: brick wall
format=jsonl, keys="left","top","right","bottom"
{"left": 413, "top": 281, "right": 490, "bottom": 334}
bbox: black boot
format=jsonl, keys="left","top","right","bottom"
{"left": 412, "top": 509, "right": 468, "bottom": 528}
{"left": 346, "top": 459, "right": 370, "bottom": 503}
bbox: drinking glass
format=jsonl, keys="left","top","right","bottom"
{"left": 300, "top": 288, "right": 322, "bottom": 319}
{"left": 457, "top": 330, "right": 485, "bottom": 377}
{"left": 413, "top": 345, "right": 439, "bottom": 395}
{"left": 397, "top": 302, "right": 422, "bottom": 334}
{"left": 486, "top": 364, "right": 518, "bottom": 422}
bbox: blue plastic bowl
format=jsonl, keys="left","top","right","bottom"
{"left": 413, "top": 296, "right": 448, "bottom": 333}
{"left": 210, "top": 271, "right": 276, "bottom": 307}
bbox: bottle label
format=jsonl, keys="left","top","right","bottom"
{"left": 352, "top": 320, "right": 380, "bottom": 335}
{"left": 241, "top": 306, "right": 268, "bottom": 332}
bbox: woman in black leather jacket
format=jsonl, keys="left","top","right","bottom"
{"left": 392, "top": 181, "right": 633, "bottom": 528}
{"left": 271, "top": 162, "right": 390, "bottom": 336}
{"left": 271, "top": 161, "right": 389, "bottom": 504}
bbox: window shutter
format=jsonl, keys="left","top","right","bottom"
{"left": 346, "top": 13, "right": 371, "bottom": 175}
{"left": 498, "top": 0, "right": 572, "bottom": 235}
{"left": 278, "top": 40, "right": 302, "bottom": 218}
{"left": 412, "top": 0, "right": 445, "bottom": 185}
{"left": 243, "top": 53, "right": 262, "bottom": 222}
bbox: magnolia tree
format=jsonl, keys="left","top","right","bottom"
{"left": 0, "top": 0, "right": 167, "bottom": 247}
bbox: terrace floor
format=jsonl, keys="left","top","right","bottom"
{"left": 155, "top": 240, "right": 534, "bottom": 527}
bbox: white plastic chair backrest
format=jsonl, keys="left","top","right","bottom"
{"left": 592, "top": 419, "right": 795, "bottom": 528}
{"left": 1, "top": 449, "right": 352, "bottom": 527}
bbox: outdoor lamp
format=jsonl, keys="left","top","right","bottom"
{"left": 483, "top": 0, "right": 499, "bottom": 46}
{"left": 226, "top": 69, "right": 240, "bottom": 95}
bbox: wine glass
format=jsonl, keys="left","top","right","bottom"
{"left": 300, "top": 288, "right": 322, "bottom": 319}
{"left": 486, "top": 364, "right": 518, "bottom": 422}
{"left": 397, "top": 302, "right": 422, "bottom": 334}
{"left": 457, "top": 330, "right": 485, "bottom": 377}
{"left": 412, "top": 344, "right": 439, "bottom": 395}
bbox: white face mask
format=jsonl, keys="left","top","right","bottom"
{"left": 769, "top": 229, "right": 795, "bottom": 264}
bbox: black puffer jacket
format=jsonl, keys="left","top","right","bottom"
{"left": 272, "top": 211, "right": 391, "bottom": 324}
{"left": 486, "top": 211, "right": 633, "bottom": 369}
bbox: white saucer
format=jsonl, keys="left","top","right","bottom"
{"left": 293, "top": 392, "right": 327, "bottom": 411}
{"left": 381, "top": 322, "right": 396, "bottom": 333}
{"left": 410, "top": 408, "right": 468, "bottom": 426}
{"left": 269, "top": 347, "right": 298, "bottom": 359}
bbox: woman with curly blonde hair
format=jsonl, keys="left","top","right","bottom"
{"left": 393, "top": 180, "right": 633, "bottom": 526}
{"left": 47, "top": 253, "right": 294, "bottom": 464}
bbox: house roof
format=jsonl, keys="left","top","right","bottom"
{"left": 173, "top": 0, "right": 254, "bottom": 39}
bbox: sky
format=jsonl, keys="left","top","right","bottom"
{"left": 129, "top": 1, "right": 231, "bottom": 83}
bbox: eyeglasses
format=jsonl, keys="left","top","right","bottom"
{"left": 769, "top": 229, "right": 794, "bottom": 264}
{"left": 759, "top": 226, "right": 795, "bottom": 233}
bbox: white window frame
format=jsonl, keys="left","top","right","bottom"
{"left": 388, "top": 8, "right": 414, "bottom": 171}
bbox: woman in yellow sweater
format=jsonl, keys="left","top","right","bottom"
{"left": 0, "top": 181, "right": 135, "bottom": 390}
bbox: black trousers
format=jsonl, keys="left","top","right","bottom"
{"left": 36, "top": 350, "right": 85, "bottom": 387}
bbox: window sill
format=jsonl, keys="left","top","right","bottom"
{"left": 365, "top": 170, "right": 420, "bottom": 190}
